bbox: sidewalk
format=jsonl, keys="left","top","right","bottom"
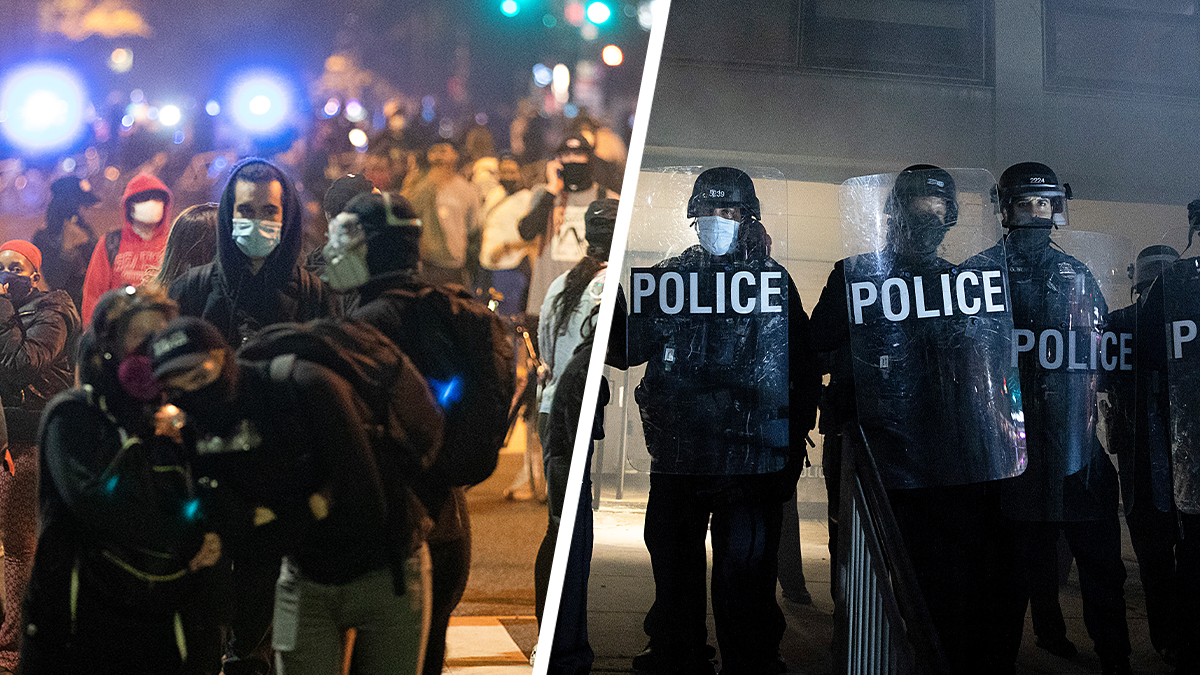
{"left": 586, "top": 503, "right": 1174, "bottom": 675}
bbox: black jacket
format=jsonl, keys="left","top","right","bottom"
{"left": 170, "top": 158, "right": 337, "bottom": 346}
{"left": 0, "top": 288, "right": 81, "bottom": 441}
{"left": 191, "top": 360, "right": 391, "bottom": 585}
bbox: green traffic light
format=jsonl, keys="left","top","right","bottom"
{"left": 502, "top": 0, "right": 519, "bottom": 17}
{"left": 586, "top": 1, "right": 611, "bottom": 23}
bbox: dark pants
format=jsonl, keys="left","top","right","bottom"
{"left": 223, "top": 553, "right": 282, "bottom": 675}
{"left": 822, "top": 433, "right": 842, "bottom": 588}
{"left": 1028, "top": 530, "right": 1070, "bottom": 644}
{"left": 990, "top": 516, "right": 1130, "bottom": 670}
{"left": 888, "top": 483, "right": 995, "bottom": 675}
{"left": 1126, "top": 504, "right": 1200, "bottom": 671}
{"left": 0, "top": 443, "right": 38, "bottom": 672}
{"left": 422, "top": 497, "right": 472, "bottom": 675}
{"left": 777, "top": 483, "right": 807, "bottom": 600}
{"left": 535, "top": 451, "right": 595, "bottom": 675}
{"left": 642, "top": 472, "right": 785, "bottom": 674}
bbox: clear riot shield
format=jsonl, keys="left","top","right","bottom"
{"left": 841, "top": 168, "right": 1026, "bottom": 490}
{"left": 1161, "top": 238, "right": 1200, "bottom": 514}
{"left": 626, "top": 166, "right": 791, "bottom": 474}
{"left": 1104, "top": 237, "right": 1176, "bottom": 514}
{"left": 998, "top": 229, "right": 1133, "bottom": 521}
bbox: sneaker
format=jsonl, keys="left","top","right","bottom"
{"left": 1035, "top": 635, "right": 1077, "bottom": 659}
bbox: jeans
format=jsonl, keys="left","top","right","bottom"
{"left": 273, "top": 546, "right": 432, "bottom": 675}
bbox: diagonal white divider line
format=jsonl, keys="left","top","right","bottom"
{"left": 532, "top": 2, "right": 672, "bottom": 673}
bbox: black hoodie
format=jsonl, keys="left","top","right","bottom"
{"left": 169, "top": 158, "right": 337, "bottom": 346}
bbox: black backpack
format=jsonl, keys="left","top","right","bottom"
{"left": 369, "top": 285, "right": 515, "bottom": 487}
{"left": 238, "top": 319, "right": 443, "bottom": 486}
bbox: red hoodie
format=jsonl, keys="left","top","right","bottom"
{"left": 80, "top": 174, "right": 173, "bottom": 325}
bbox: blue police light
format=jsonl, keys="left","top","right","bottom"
{"left": 428, "top": 376, "right": 464, "bottom": 408}
{"left": 0, "top": 63, "right": 88, "bottom": 154}
{"left": 228, "top": 72, "right": 290, "bottom": 133}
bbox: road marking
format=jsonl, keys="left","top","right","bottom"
{"left": 443, "top": 615, "right": 533, "bottom": 674}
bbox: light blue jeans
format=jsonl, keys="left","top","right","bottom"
{"left": 273, "top": 545, "right": 432, "bottom": 675}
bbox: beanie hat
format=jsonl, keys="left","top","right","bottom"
{"left": 0, "top": 240, "right": 42, "bottom": 271}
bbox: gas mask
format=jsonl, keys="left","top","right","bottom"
{"left": 232, "top": 218, "right": 283, "bottom": 258}
{"left": 696, "top": 215, "right": 740, "bottom": 256}
{"left": 323, "top": 213, "right": 371, "bottom": 291}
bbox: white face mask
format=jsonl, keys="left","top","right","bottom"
{"left": 232, "top": 218, "right": 282, "bottom": 258}
{"left": 696, "top": 215, "right": 739, "bottom": 256}
{"left": 131, "top": 200, "right": 164, "bottom": 226}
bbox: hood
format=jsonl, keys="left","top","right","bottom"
{"left": 121, "top": 174, "right": 173, "bottom": 239}
{"left": 215, "top": 158, "right": 305, "bottom": 289}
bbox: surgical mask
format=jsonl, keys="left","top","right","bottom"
{"left": 561, "top": 162, "right": 592, "bottom": 191}
{"left": 131, "top": 200, "right": 164, "bottom": 225}
{"left": 232, "top": 218, "right": 282, "bottom": 258}
{"left": 0, "top": 272, "right": 33, "bottom": 304}
{"left": 696, "top": 216, "right": 739, "bottom": 256}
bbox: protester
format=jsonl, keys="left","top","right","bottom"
{"left": 327, "top": 191, "right": 514, "bottom": 675}
{"left": 80, "top": 174, "right": 174, "bottom": 324}
{"left": 21, "top": 286, "right": 223, "bottom": 675}
{"left": 170, "top": 158, "right": 338, "bottom": 348}
{"left": 153, "top": 203, "right": 218, "bottom": 289}
{"left": 480, "top": 154, "right": 537, "bottom": 316}
{"left": 0, "top": 239, "right": 81, "bottom": 674}
{"left": 151, "top": 315, "right": 437, "bottom": 675}
{"left": 401, "top": 141, "right": 481, "bottom": 287}
{"left": 33, "top": 176, "right": 100, "bottom": 312}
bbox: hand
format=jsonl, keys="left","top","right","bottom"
{"left": 309, "top": 491, "right": 330, "bottom": 520}
{"left": 545, "top": 159, "right": 564, "bottom": 195}
{"left": 253, "top": 506, "right": 276, "bottom": 527}
{"left": 154, "top": 405, "right": 186, "bottom": 442}
{"left": 188, "top": 532, "right": 222, "bottom": 571}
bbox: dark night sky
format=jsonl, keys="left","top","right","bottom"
{"left": 0, "top": 0, "right": 650, "bottom": 120}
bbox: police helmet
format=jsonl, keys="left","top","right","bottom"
{"left": 998, "top": 162, "right": 1071, "bottom": 214}
{"left": 686, "top": 167, "right": 761, "bottom": 220}
{"left": 885, "top": 164, "right": 959, "bottom": 226}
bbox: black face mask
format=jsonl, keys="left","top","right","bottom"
{"left": 0, "top": 272, "right": 33, "bottom": 304}
{"left": 170, "top": 376, "right": 236, "bottom": 433}
{"left": 895, "top": 211, "right": 950, "bottom": 258}
{"left": 500, "top": 179, "right": 521, "bottom": 195}
{"left": 561, "top": 162, "right": 592, "bottom": 192}
{"left": 1006, "top": 226, "right": 1052, "bottom": 252}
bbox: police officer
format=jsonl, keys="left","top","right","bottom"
{"left": 978, "top": 162, "right": 1131, "bottom": 675}
{"left": 813, "top": 165, "right": 1022, "bottom": 674}
{"left": 626, "top": 168, "right": 820, "bottom": 675}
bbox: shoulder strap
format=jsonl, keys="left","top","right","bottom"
{"left": 104, "top": 230, "right": 123, "bottom": 268}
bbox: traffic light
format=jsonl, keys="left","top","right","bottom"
{"left": 501, "top": 0, "right": 519, "bottom": 17}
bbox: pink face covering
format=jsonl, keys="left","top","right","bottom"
{"left": 117, "top": 354, "right": 162, "bottom": 402}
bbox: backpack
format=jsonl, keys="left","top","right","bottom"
{"left": 370, "top": 285, "right": 515, "bottom": 487}
{"left": 238, "top": 319, "right": 443, "bottom": 485}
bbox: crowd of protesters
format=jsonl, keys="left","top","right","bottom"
{"left": 0, "top": 93, "right": 628, "bottom": 675}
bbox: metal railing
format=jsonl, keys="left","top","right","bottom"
{"left": 834, "top": 428, "right": 951, "bottom": 675}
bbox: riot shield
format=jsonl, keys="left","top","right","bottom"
{"left": 998, "top": 229, "right": 1132, "bottom": 521}
{"left": 626, "top": 166, "right": 791, "bottom": 474}
{"left": 841, "top": 168, "right": 1026, "bottom": 490}
{"left": 1104, "top": 239, "right": 1177, "bottom": 514}
{"left": 1161, "top": 240, "right": 1200, "bottom": 514}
